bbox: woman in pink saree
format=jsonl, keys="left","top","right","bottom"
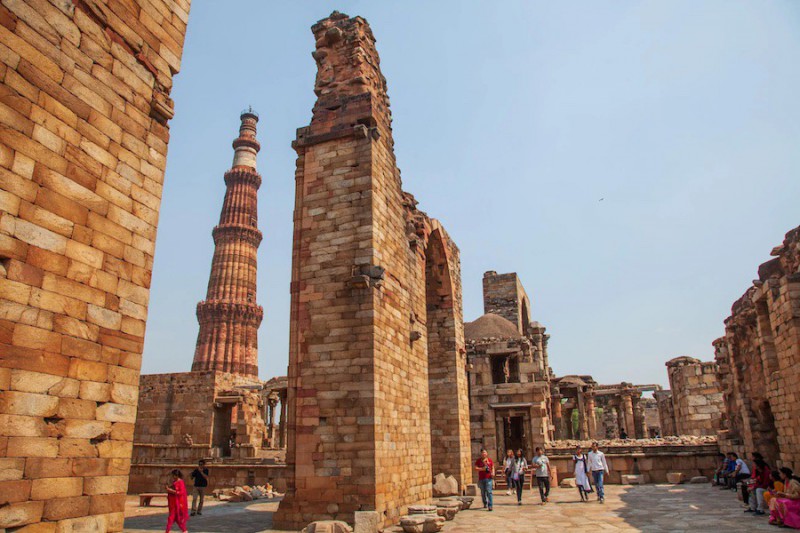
{"left": 165, "top": 469, "right": 189, "bottom": 532}
{"left": 769, "top": 467, "right": 800, "bottom": 528}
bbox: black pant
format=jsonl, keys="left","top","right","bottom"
{"left": 512, "top": 477, "right": 524, "bottom": 502}
{"left": 536, "top": 476, "right": 550, "bottom": 502}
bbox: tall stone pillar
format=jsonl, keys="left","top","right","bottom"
{"left": 633, "top": 395, "right": 647, "bottom": 439}
{"left": 192, "top": 111, "right": 264, "bottom": 377}
{"left": 577, "top": 391, "right": 588, "bottom": 440}
{"left": 586, "top": 392, "right": 598, "bottom": 439}
{"left": 621, "top": 393, "right": 636, "bottom": 438}
{"left": 275, "top": 12, "right": 436, "bottom": 528}
{"left": 552, "top": 395, "right": 563, "bottom": 440}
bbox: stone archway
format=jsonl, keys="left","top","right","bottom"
{"left": 425, "top": 228, "right": 471, "bottom": 489}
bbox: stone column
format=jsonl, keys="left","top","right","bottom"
{"left": 267, "top": 395, "right": 278, "bottom": 448}
{"left": 621, "top": 393, "right": 636, "bottom": 438}
{"left": 633, "top": 395, "right": 647, "bottom": 439}
{"left": 552, "top": 395, "right": 563, "bottom": 440}
{"left": 278, "top": 389, "right": 287, "bottom": 448}
{"left": 586, "top": 392, "right": 598, "bottom": 440}
{"left": 577, "top": 390, "right": 588, "bottom": 440}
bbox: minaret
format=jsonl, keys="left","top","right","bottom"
{"left": 192, "top": 109, "right": 263, "bottom": 378}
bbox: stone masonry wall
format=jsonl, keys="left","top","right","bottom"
{"left": 715, "top": 226, "right": 800, "bottom": 470}
{"left": 132, "top": 371, "right": 266, "bottom": 463}
{"left": 666, "top": 357, "right": 724, "bottom": 437}
{"left": 482, "top": 271, "right": 531, "bottom": 335}
{"left": 275, "top": 12, "right": 467, "bottom": 529}
{"left": 0, "top": 1, "right": 189, "bottom": 530}
{"left": 655, "top": 390, "right": 676, "bottom": 437}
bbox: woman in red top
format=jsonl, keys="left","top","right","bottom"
{"left": 165, "top": 469, "right": 189, "bottom": 532}
{"left": 745, "top": 458, "right": 771, "bottom": 515}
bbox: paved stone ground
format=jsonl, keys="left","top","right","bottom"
{"left": 123, "top": 485, "right": 773, "bottom": 532}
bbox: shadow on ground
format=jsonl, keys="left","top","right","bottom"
{"left": 124, "top": 498, "right": 280, "bottom": 533}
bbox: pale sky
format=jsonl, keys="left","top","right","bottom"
{"left": 142, "top": 1, "right": 800, "bottom": 389}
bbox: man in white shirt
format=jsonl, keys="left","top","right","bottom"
{"left": 588, "top": 442, "right": 610, "bottom": 503}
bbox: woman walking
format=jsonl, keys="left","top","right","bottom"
{"left": 503, "top": 449, "right": 515, "bottom": 495}
{"left": 573, "top": 445, "right": 593, "bottom": 502}
{"left": 510, "top": 448, "right": 528, "bottom": 505}
{"left": 165, "top": 469, "right": 189, "bottom": 532}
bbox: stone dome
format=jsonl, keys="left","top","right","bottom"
{"left": 464, "top": 313, "right": 521, "bottom": 340}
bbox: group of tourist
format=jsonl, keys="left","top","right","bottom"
{"left": 474, "top": 442, "right": 610, "bottom": 510}
{"left": 714, "top": 451, "right": 800, "bottom": 528}
{"left": 162, "top": 459, "right": 210, "bottom": 532}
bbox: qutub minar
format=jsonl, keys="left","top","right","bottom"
{"left": 192, "top": 109, "right": 264, "bottom": 377}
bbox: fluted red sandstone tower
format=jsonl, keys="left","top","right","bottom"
{"left": 191, "top": 111, "right": 263, "bottom": 377}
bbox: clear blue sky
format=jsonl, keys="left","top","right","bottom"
{"left": 142, "top": 1, "right": 800, "bottom": 389}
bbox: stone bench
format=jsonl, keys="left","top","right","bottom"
{"left": 138, "top": 493, "right": 168, "bottom": 507}
{"left": 621, "top": 474, "right": 645, "bottom": 485}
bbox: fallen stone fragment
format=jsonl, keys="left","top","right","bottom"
{"left": 666, "top": 472, "right": 684, "bottom": 484}
{"left": 301, "top": 520, "right": 354, "bottom": 533}
{"left": 690, "top": 476, "right": 709, "bottom": 484}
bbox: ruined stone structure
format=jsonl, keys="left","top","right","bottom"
{"left": 192, "top": 110, "right": 263, "bottom": 378}
{"left": 0, "top": 1, "right": 189, "bottom": 530}
{"left": 274, "top": 12, "right": 470, "bottom": 529}
{"left": 715, "top": 226, "right": 800, "bottom": 469}
{"left": 654, "top": 390, "right": 676, "bottom": 436}
{"left": 131, "top": 113, "right": 287, "bottom": 491}
{"left": 593, "top": 383, "right": 662, "bottom": 440}
{"left": 656, "top": 357, "right": 724, "bottom": 437}
{"left": 467, "top": 272, "right": 552, "bottom": 461}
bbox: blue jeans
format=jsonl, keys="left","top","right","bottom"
{"left": 478, "top": 478, "right": 493, "bottom": 509}
{"left": 592, "top": 471, "right": 604, "bottom": 500}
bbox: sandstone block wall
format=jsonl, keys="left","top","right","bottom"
{"left": 715, "top": 226, "right": 800, "bottom": 469}
{"left": 128, "top": 463, "right": 287, "bottom": 494}
{"left": 665, "top": 357, "right": 724, "bottom": 437}
{"left": 133, "top": 371, "right": 266, "bottom": 464}
{"left": 0, "top": 1, "right": 189, "bottom": 530}
{"left": 274, "top": 12, "right": 468, "bottom": 529}
{"left": 547, "top": 442, "right": 720, "bottom": 484}
{"left": 482, "top": 271, "right": 531, "bottom": 335}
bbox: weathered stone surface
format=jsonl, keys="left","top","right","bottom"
{"left": 301, "top": 521, "right": 353, "bottom": 533}
{"left": 407, "top": 505, "right": 437, "bottom": 515}
{"left": 621, "top": 474, "right": 645, "bottom": 485}
{"left": 667, "top": 472, "right": 685, "bottom": 484}
{"left": 399, "top": 514, "right": 445, "bottom": 533}
{"left": 273, "top": 11, "right": 469, "bottom": 530}
{"left": 465, "top": 484, "right": 478, "bottom": 497}
{"left": 353, "top": 511, "right": 382, "bottom": 533}
{"left": 658, "top": 357, "right": 724, "bottom": 437}
{"left": 713, "top": 226, "right": 800, "bottom": 472}
{"left": 0, "top": 0, "right": 190, "bottom": 530}
{"left": 432, "top": 473, "right": 458, "bottom": 497}
{"left": 690, "top": 476, "right": 709, "bottom": 483}
{"left": 560, "top": 477, "right": 576, "bottom": 488}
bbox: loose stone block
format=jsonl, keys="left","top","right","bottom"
{"left": 354, "top": 511, "right": 382, "bottom": 533}
{"left": 666, "top": 472, "right": 684, "bottom": 484}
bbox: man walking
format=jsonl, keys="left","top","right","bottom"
{"left": 532, "top": 447, "right": 551, "bottom": 504}
{"left": 474, "top": 448, "right": 494, "bottom": 511}
{"left": 190, "top": 459, "right": 210, "bottom": 516}
{"left": 588, "top": 442, "right": 609, "bottom": 503}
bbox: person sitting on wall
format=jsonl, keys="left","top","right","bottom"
{"left": 769, "top": 467, "right": 800, "bottom": 528}
{"left": 726, "top": 452, "right": 751, "bottom": 492}
{"left": 714, "top": 453, "right": 729, "bottom": 486}
{"left": 619, "top": 428, "right": 628, "bottom": 440}
{"left": 721, "top": 453, "right": 737, "bottom": 490}
{"left": 741, "top": 453, "right": 765, "bottom": 505}
{"left": 745, "top": 456, "right": 772, "bottom": 516}
{"left": 764, "top": 470, "right": 785, "bottom": 510}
